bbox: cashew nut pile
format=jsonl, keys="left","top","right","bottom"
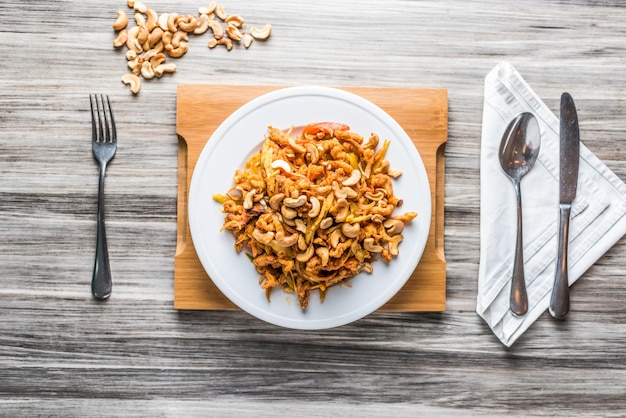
{"left": 112, "top": 1, "right": 272, "bottom": 94}
{"left": 213, "top": 122, "right": 418, "bottom": 310}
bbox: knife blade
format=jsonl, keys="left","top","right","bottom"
{"left": 549, "top": 92, "right": 580, "bottom": 319}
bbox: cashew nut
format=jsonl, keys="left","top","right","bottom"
{"left": 363, "top": 238, "right": 383, "bottom": 253}
{"left": 329, "top": 229, "right": 343, "bottom": 248}
{"left": 243, "top": 33, "right": 253, "bottom": 48}
{"left": 287, "top": 136, "right": 306, "bottom": 153}
{"left": 194, "top": 13, "right": 211, "bottom": 35}
{"left": 333, "top": 181, "right": 358, "bottom": 199}
{"left": 148, "top": 27, "right": 164, "bottom": 48}
{"left": 225, "top": 15, "right": 245, "bottom": 27}
{"left": 252, "top": 229, "right": 274, "bottom": 245}
{"left": 154, "top": 63, "right": 176, "bottom": 77}
{"left": 308, "top": 196, "right": 321, "bottom": 218}
{"left": 283, "top": 195, "right": 307, "bottom": 208}
{"left": 136, "top": 24, "right": 149, "bottom": 44}
{"left": 171, "top": 31, "right": 188, "bottom": 48}
{"left": 127, "top": 57, "right": 140, "bottom": 73}
{"left": 165, "top": 41, "right": 188, "bottom": 58}
{"left": 319, "top": 217, "right": 333, "bottom": 230}
{"left": 241, "top": 189, "right": 256, "bottom": 210}
{"left": 371, "top": 213, "right": 385, "bottom": 224}
{"left": 199, "top": 1, "right": 217, "bottom": 15}
{"left": 207, "top": 19, "right": 224, "bottom": 39}
{"left": 133, "top": 0, "right": 147, "bottom": 13}
{"left": 383, "top": 219, "right": 405, "bottom": 235}
{"left": 387, "top": 169, "right": 403, "bottom": 178}
{"left": 270, "top": 159, "right": 291, "bottom": 173}
{"left": 149, "top": 52, "right": 166, "bottom": 68}
{"left": 226, "top": 187, "right": 243, "bottom": 200}
{"left": 112, "top": 10, "right": 129, "bottom": 30}
{"left": 226, "top": 23, "right": 243, "bottom": 41}
{"left": 387, "top": 235, "right": 403, "bottom": 256}
{"left": 364, "top": 191, "right": 385, "bottom": 201}
{"left": 304, "top": 143, "right": 320, "bottom": 163}
{"left": 297, "top": 234, "right": 307, "bottom": 251}
{"left": 178, "top": 15, "right": 198, "bottom": 32}
{"left": 125, "top": 49, "right": 137, "bottom": 60}
{"left": 334, "top": 198, "right": 349, "bottom": 223}
{"left": 166, "top": 12, "right": 179, "bottom": 32}
{"left": 250, "top": 24, "right": 272, "bottom": 40}
{"left": 341, "top": 223, "right": 360, "bottom": 239}
{"left": 358, "top": 263, "right": 374, "bottom": 274}
{"left": 215, "top": 37, "right": 233, "bottom": 51}
{"left": 268, "top": 193, "right": 285, "bottom": 211}
{"left": 126, "top": 26, "right": 143, "bottom": 53}
{"left": 294, "top": 219, "right": 307, "bottom": 234}
{"left": 274, "top": 231, "right": 299, "bottom": 247}
{"left": 161, "top": 30, "right": 173, "bottom": 45}
{"left": 113, "top": 29, "right": 128, "bottom": 48}
{"left": 316, "top": 247, "right": 330, "bottom": 267}
{"left": 215, "top": 5, "right": 227, "bottom": 20}
{"left": 158, "top": 13, "right": 170, "bottom": 31}
{"left": 280, "top": 205, "right": 297, "bottom": 220}
{"left": 140, "top": 61, "right": 155, "bottom": 79}
{"left": 145, "top": 8, "right": 158, "bottom": 31}
{"left": 296, "top": 245, "right": 315, "bottom": 262}
{"left": 121, "top": 73, "right": 141, "bottom": 94}
{"left": 342, "top": 169, "right": 362, "bottom": 186}
{"left": 135, "top": 12, "right": 146, "bottom": 27}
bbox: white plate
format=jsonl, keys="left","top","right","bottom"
{"left": 188, "top": 86, "right": 431, "bottom": 329}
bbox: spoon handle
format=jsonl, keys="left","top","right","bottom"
{"left": 510, "top": 180, "right": 528, "bottom": 316}
{"left": 550, "top": 204, "right": 571, "bottom": 319}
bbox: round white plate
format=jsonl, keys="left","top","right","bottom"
{"left": 188, "top": 86, "right": 431, "bottom": 329}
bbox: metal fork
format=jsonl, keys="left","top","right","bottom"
{"left": 90, "top": 94, "right": 117, "bottom": 300}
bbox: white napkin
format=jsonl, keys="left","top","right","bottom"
{"left": 477, "top": 62, "right": 626, "bottom": 347}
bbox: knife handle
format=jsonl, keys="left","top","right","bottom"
{"left": 550, "top": 203, "right": 571, "bottom": 319}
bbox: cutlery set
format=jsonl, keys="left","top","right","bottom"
{"left": 499, "top": 92, "right": 580, "bottom": 319}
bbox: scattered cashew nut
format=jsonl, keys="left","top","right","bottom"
{"left": 112, "top": 10, "right": 129, "bottom": 30}
{"left": 250, "top": 24, "right": 272, "bottom": 40}
{"left": 113, "top": 29, "right": 128, "bottom": 48}
{"left": 121, "top": 73, "right": 141, "bottom": 94}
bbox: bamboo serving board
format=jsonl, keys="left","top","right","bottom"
{"left": 174, "top": 85, "right": 447, "bottom": 311}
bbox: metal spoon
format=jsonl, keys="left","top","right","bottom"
{"left": 499, "top": 112, "right": 541, "bottom": 316}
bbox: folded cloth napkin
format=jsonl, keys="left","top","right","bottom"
{"left": 477, "top": 62, "right": 626, "bottom": 347}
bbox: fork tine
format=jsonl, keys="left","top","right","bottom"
{"left": 90, "top": 94, "right": 97, "bottom": 143}
{"left": 97, "top": 95, "right": 106, "bottom": 143}
{"left": 100, "top": 95, "right": 111, "bottom": 143}
{"left": 105, "top": 95, "right": 117, "bottom": 144}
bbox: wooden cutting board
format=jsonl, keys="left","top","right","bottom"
{"left": 174, "top": 85, "right": 447, "bottom": 311}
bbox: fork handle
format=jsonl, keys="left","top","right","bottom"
{"left": 92, "top": 164, "right": 112, "bottom": 300}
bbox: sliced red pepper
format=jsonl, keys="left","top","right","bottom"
{"left": 302, "top": 122, "right": 350, "bottom": 137}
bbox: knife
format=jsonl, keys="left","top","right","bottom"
{"left": 549, "top": 92, "right": 579, "bottom": 319}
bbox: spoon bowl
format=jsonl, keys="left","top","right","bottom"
{"left": 499, "top": 112, "right": 541, "bottom": 316}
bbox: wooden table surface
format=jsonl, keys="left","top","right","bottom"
{"left": 2, "top": 1, "right": 625, "bottom": 416}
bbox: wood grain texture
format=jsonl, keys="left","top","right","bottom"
{"left": 174, "top": 85, "right": 447, "bottom": 311}
{"left": 1, "top": 0, "right": 626, "bottom": 416}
